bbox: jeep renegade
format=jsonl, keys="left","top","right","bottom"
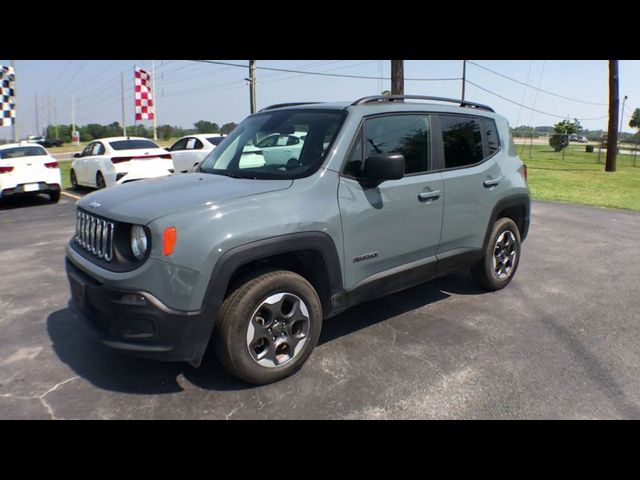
{"left": 66, "top": 95, "right": 530, "bottom": 384}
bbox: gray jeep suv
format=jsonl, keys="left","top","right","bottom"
{"left": 66, "top": 95, "right": 530, "bottom": 384}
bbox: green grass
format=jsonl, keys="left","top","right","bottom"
{"left": 521, "top": 144, "right": 640, "bottom": 211}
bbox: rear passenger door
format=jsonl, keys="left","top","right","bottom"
{"left": 338, "top": 113, "right": 444, "bottom": 290}
{"left": 435, "top": 114, "right": 503, "bottom": 256}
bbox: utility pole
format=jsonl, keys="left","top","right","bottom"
{"left": 34, "top": 93, "right": 39, "bottom": 136}
{"left": 249, "top": 60, "right": 256, "bottom": 114}
{"left": 391, "top": 60, "right": 404, "bottom": 95}
{"left": 121, "top": 72, "right": 126, "bottom": 136}
{"left": 71, "top": 94, "right": 77, "bottom": 145}
{"left": 619, "top": 94, "right": 628, "bottom": 144}
{"left": 461, "top": 60, "right": 466, "bottom": 100}
{"left": 606, "top": 60, "right": 619, "bottom": 173}
{"left": 47, "top": 95, "right": 52, "bottom": 139}
{"left": 53, "top": 97, "right": 58, "bottom": 140}
{"left": 152, "top": 60, "right": 157, "bottom": 141}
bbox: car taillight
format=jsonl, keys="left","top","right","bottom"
{"left": 0, "top": 166, "right": 14, "bottom": 174}
{"left": 523, "top": 164, "right": 528, "bottom": 181}
{"left": 45, "top": 161, "right": 59, "bottom": 168}
{"left": 111, "top": 157, "right": 132, "bottom": 164}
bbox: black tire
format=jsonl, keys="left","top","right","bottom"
{"left": 96, "top": 172, "right": 106, "bottom": 189}
{"left": 471, "top": 217, "right": 522, "bottom": 291}
{"left": 48, "top": 190, "right": 60, "bottom": 203}
{"left": 214, "top": 270, "right": 323, "bottom": 385}
{"left": 70, "top": 169, "right": 78, "bottom": 189}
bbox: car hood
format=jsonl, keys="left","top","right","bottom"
{"left": 77, "top": 173, "right": 293, "bottom": 224}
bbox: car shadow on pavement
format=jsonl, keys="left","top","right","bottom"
{"left": 0, "top": 194, "right": 54, "bottom": 211}
{"left": 46, "top": 270, "right": 485, "bottom": 395}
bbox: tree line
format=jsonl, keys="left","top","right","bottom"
{"left": 35, "top": 120, "right": 239, "bottom": 143}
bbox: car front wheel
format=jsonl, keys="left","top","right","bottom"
{"left": 214, "top": 270, "right": 323, "bottom": 385}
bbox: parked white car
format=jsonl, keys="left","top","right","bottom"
{"left": 70, "top": 137, "right": 173, "bottom": 189}
{"left": 167, "top": 134, "right": 226, "bottom": 173}
{"left": 240, "top": 132, "right": 306, "bottom": 168}
{"left": 0, "top": 142, "right": 62, "bottom": 202}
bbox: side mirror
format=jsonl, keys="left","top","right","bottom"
{"left": 73, "top": 153, "right": 81, "bottom": 158}
{"left": 360, "top": 153, "right": 405, "bottom": 188}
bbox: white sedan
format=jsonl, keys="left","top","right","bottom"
{"left": 0, "top": 142, "right": 62, "bottom": 202}
{"left": 167, "top": 134, "right": 226, "bottom": 173}
{"left": 70, "top": 136, "right": 173, "bottom": 189}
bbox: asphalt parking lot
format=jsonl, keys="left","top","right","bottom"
{"left": 1, "top": 193, "right": 639, "bottom": 419}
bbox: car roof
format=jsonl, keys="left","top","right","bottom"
{"left": 179, "top": 134, "right": 225, "bottom": 141}
{"left": 0, "top": 142, "right": 49, "bottom": 151}
{"left": 92, "top": 136, "right": 158, "bottom": 143}
{"left": 258, "top": 98, "right": 501, "bottom": 120}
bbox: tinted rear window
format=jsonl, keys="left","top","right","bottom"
{"left": 440, "top": 115, "right": 483, "bottom": 169}
{"left": 109, "top": 139, "right": 159, "bottom": 150}
{"left": 0, "top": 146, "right": 47, "bottom": 159}
{"left": 207, "top": 137, "right": 225, "bottom": 146}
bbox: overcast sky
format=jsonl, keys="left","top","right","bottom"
{"left": 2, "top": 60, "right": 639, "bottom": 140}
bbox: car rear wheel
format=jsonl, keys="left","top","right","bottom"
{"left": 471, "top": 217, "right": 521, "bottom": 290}
{"left": 96, "top": 172, "right": 106, "bottom": 189}
{"left": 214, "top": 270, "right": 323, "bottom": 385}
{"left": 48, "top": 190, "right": 60, "bottom": 203}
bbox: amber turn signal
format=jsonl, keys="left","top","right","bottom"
{"left": 163, "top": 227, "right": 177, "bottom": 256}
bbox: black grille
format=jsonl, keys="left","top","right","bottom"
{"left": 75, "top": 210, "right": 115, "bottom": 262}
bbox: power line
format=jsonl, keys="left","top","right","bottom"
{"left": 467, "top": 60, "right": 608, "bottom": 106}
{"left": 58, "top": 60, "right": 88, "bottom": 95}
{"left": 48, "top": 61, "right": 72, "bottom": 92}
{"left": 466, "top": 79, "right": 607, "bottom": 121}
{"left": 189, "top": 60, "right": 462, "bottom": 81}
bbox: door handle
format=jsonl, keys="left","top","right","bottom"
{"left": 418, "top": 190, "right": 441, "bottom": 202}
{"left": 483, "top": 176, "right": 502, "bottom": 188}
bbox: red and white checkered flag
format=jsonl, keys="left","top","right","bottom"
{"left": 134, "top": 66, "right": 154, "bottom": 120}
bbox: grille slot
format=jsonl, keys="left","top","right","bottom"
{"left": 75, "top": 210, "right": 115, "bottom": 262}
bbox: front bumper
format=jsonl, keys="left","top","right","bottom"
{"left": 66, "top": 257, "right": 215, "bottom": 365}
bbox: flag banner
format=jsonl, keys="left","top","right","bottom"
{"left": 1, "top": 65, "right": 16, "bottom": 127}
{"left": 134, "top": 66, "right": 154, "bottom": 121}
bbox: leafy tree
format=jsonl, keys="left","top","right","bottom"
{"left": 194, "top": 120, "right": 220, "bottom": 134}
{"left": 220, "top": 122, "right": 238, "bottom": 135}
{"left": 549, "top": 119, "right": 582, "bottom": 152}
{"left": 629, "top": 108, "right": 640, "bottom": 131}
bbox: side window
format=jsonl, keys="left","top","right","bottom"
{"left": 440, "top": 115, "right": 483, "bottom": 169}
{"left": 364, "top": 114, "right": 430, "bottom": 175}
{"left": 483, "top": 118, "right": 500, "bottom": 155}
{"left": 94, "top": 143, "right": 105, "bottom": 156}
{"left": 186, "top": 138, "right": 197, "bottom": 150}
{"left": 193, "top": 139, "right": 204, "bottom": 150}
{"left": 82, "top": 143, "right": 94, "bottom": 157}
{"left": 256, "top": 135, "right": 278, "bottom": 148}
{"left": 169, "top": 138, "right": 188, "bottom": 151}
{"left": 286, "top": 136, "right": 300, "bottom": 146}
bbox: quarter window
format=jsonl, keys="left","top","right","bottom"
{"left": 483, "top": 118, "right": 500, "bottom": 155}
{"left": 169, "top": 138, "right": 189, "bottom": 151}
{"left": 440, "top": 115, "right": 483, "bottom": 169}
{"left": 364, "top": 114, "right": 430, "bottom": 175}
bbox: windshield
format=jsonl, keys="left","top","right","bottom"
{"left": 109, "top": 139, "right": 159, "bottom": 150}
{"left": 199, "top": 109, "right": 345, "bottom": 179}
{"left": 0, "top": 146, "right": 47, "bottom": 159}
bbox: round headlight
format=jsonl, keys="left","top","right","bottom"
{"left": 130, "top": 225, "right": 148, "bottom": 260}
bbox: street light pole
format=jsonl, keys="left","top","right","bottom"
{"left": 249, "top": 60, "right": 256, "bottom": 114}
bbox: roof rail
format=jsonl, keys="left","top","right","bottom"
{"left": 259, "top": 102, "right": 321, "bottom": 112}
{"left": 351, "top": 95, "right": 494, "bottom": 113}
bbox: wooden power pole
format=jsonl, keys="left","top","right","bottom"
{"left": 391, "top": 60, "right": 404, "bottom": 95}
{"left": 249, "top": 60, "right": 256, "bottom": 114}
{"left": 606, "top": 60, "right": 619, "bottom": 173}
